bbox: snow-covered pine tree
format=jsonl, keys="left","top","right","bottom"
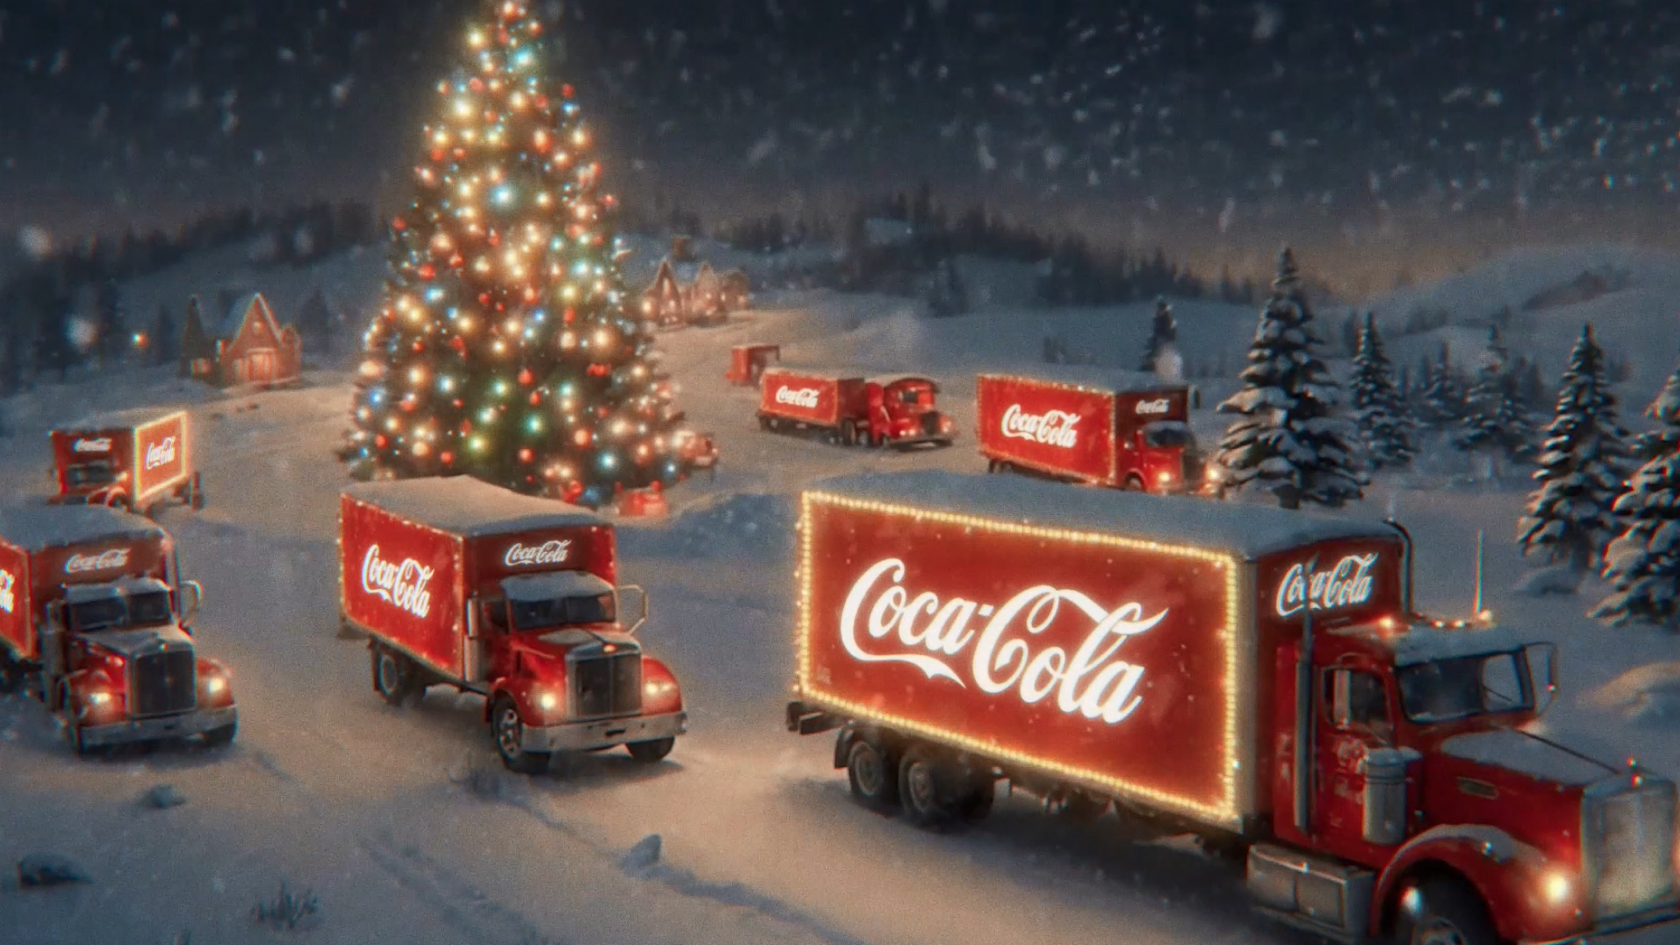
{"left": 1213, "top": 248, "right": 1368, "bottom": 509}
{"left": 1138, "top": 295, "right": 1178, "bottom": 372}
{"left": 1417, "top": 345, "right": 1468, "bottom": 432}
{"left": 1517, "top": 323, "right": 1634, "bottom": 573}
{"left": 1593, "top": 360, "right": 1680, "bottom": 628}
{"left": 1348, "top": 311, "right": 1414, "bottom": 468}
{"left": 1457, "top": 326, "right": 1535, "bottom": 473}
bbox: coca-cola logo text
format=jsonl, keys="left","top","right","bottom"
{"left": 65, "top": 549, "right": 132, "bottom": 574}
{"left": 72, "top": 438, "right": 112, "bottom": 453}
{"left": 773, "top": 385, "right": 821, "bottom": 408}
{"left": 1000, "top": 404, "right": 1081, "bottom": 449}
{"left": 0, "top": 569, "right": 13, "bottom": 613}
{"left": 1275, "top": 553, "right": 1379, "bottom": 618}
{"left": 361, "top": 544, "right": 434, "bottom": 618}
{"left": 838, "top": 558, "right": 1166, "bottom": 725}
{"left": 504, "top": 539, "right": 572, "bottom": 568}
{"left": 143, "top": 436, "right": 178, "bottom": 470}
{"left": 1136, "top": 398, "right": 1171, "bottom": 415}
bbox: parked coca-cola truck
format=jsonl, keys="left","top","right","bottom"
{"left": 0, "top": 505, "right": 235, "bottom": 754}
{"left": 48, "top": 408, "right": 204, "bottom": 515}
{"left": 976, "top": 369, "right": 1209, "bottom": 494}
{"left": 757, "top": 369, "right": 955, "bottom": 448}
{"left": 339, "top": 476, "right": 687, "bottom": 773}
{"left": 787, "top": 471, "right": 1679, "bottom": 945}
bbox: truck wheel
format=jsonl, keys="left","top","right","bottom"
{"left": 758, "top": 416, "right": 772, "bottom": 431}
{"left": 626, "top": 737, "right": 675, "bottom": 763}
{"left": 190, "top": 473, "right": 205, "bottom": 511}
{"left": 897, "top": 744, "right": 960, "bottom": 830}
{"left": 1051, "top": 791, "right": 1109, "bottom": 824}
{"left": 1123, "top": 475, "right": 1145, "bottom": 491}
{"left": 202, "top": 721, "right": 237, "bottom": 748}
{"left": 846, "top": 739, "right": 900, "bottom": 812}
{"left": 372, "top": 647, "right": 420, "bottom": 706}
{"left": 1394, "top": 877, "right": 1499, "bottom": 945}
{"left": 841, "top": 420, "right": 858, "bottom": 446}
{"left": 491, "top": 696, "right": 550, "bottom": 774}
{"left": 0, "top": 650, "right": 20, "bottom": 694}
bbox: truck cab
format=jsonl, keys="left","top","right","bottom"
{"left": 866, "top": 377, "right": 954, "bottom": 448}
{"left": 42, "top": 577, "right": 236, "bottom": 754}
{"left": 1121, "top": 418, "right": 1207, "bottom": 493}
{"left": 1261, "top": 616, "right": 1677, "bottom": 945}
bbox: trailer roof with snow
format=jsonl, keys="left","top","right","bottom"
{"left": 978, "top": 365, "right": 1187, "bottom": 394}
{"left": 0, "top": 504, "right": 168, "bottom": 551}
{"left": 61, "top": 406, "right": 188, "bottom": 431}
{"left": 342, "top": 477, "right": 602, "bottom": 538}
{"left": 809, "top": 470, "right": 1394, "bottom": 559}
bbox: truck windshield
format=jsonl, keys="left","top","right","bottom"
{"left": 510, "top": 593, "right": 616, "bottom": 630}
{"left": 69, "top": 592, "right": 175, "bottom": 632}
{"left": 65, "top": 462, "right": 116, "bottom": 487}
{"left": 1397, "top": 652, "right": 1533, "bottom": 723}
{"left": 1142, "top": 422, "right": 1193, "bottom": 447}
{"left": 896, "top": 387, "right": 929, "bottom": 406}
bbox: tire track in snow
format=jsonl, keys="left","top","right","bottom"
{"left": 360, "top": 831, "right": 558, "bottom": 945}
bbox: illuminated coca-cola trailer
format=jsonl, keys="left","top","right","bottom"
{"left": 976, "top": 369, "right": 1208, "bottom": 494}
{"left": 48, "top": 407, "right": 203, "bottom": 515}
{"left": 788, "top": 471, "right": 1680, "bottom": 945}
{"left": 0, "top": 505, "right": 236, "bottom": 754}
{"left": 339, "top": 477, "right": 687, "bottom": 773}
{"left": 757, "top": 368, "right": 954, "bottom": 448}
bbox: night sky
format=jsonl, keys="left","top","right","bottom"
{"left": 6, "top": 0, "right": 1680, "bottom": 285}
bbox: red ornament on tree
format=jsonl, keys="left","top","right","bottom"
{"left": 518, "top": 447, "right": 534, "bottom": 463}
{"left": 562, "top": 84, "right": 574, "bottom": 98}
{"left": 441, "top": 451, "right": 455, "bottom": 465}
{"left": 391, "top": 217, "right": 407, "bottom": 232}
{"left": 478, "top": 292, "right": 491, "bottom": 305}
{"left": 529, "top": 392, "right": 542, "bottom": 406}
{"left": 563, "top": 307, "right": 576, "bottom": 324}
{"left": 430, "top": 148, "right": 445, "bottom": 163}
{"left": 517, "top": 368, "right": 534, "bottom": 386}
{"left": 417, "top": 264, "right": 436, "bottom": 280}
{"left": 469, "top": 78, "right": 484, "bottom": 92}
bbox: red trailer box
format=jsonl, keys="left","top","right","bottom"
{"left": 0, "top": 505, "right": 235, "bottom": 754}
{"left": 757, "top": 368, "right": 954, "bottom": 448}
{"left": 339, "top": 476, "right": 687, "bottom": 773}
{"left": 725, "top": 343, "right": 781, "bottom": 386}
{"left": 48, "top": 407, "right": 203, "bottom": 514}
{"left": 976, "top": 368, "right": 1207, "bottom": 494}
{"left": 788, "top": 471, "right": 1680, "bottom": 945}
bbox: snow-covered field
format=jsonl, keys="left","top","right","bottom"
{"left": 2, "top": 241, "right": 1680, "bottom": 945}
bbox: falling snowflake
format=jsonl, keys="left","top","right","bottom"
{"left": 18, "top": 226, "right": 52, "bottom": 260}
{"left": 68, "top": 316, "right": 98, "bottom": 352}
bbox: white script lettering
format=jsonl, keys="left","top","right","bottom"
{"left": 361, "top": 544, "right": 434, "bottom": 619}
{"left": 1135, "top": 398, "right": 1171, "bottom": 415}
{"left": 837, "top": 558, "right": 1166, "bottom": 725}
{"left": 72, "top": 438, "right": 111, "bottom": 453}
{"left": 773, "top": 386, "right": 822, "bottom": 408}
{"left": 143, "top": 436, "right": 178, "bottom": 470}
{"left": 1275, "top": 553, "right": 1380, "bottom": 618}
{"left": 1000, "top": 404, "right": 1081, "bottom": 449}
{"left": 0, "top": 570, "right": 13, "bottom": 613}
{"left": 64, "top": 549, "right": 131, "bottom": 574}
{"left": 504, "top": 539, "right": 572, "bottom": 568}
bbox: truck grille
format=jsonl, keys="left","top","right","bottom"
{"left": 1182, "top": 450, "right": 1205, "bottom": 485}
{"left": 571, "top": 653, "right": 643, "bottom": 719}
{"left": 132, "top": 650, "right": 197, "bottom": 717}
{"left": 1585, "top": 782, "right": 1678, "bottom": 919}
{"left": 920, "top": 412, "right": 941, "bottom": 436}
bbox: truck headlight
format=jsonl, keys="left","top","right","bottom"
{"left": 87, "top": 690, "right": 112, "bottom": 707}
{"left": 645, "top": 677, "right": 677, "bottom": 699}
{"left": 1544, "top": 870, "right": 1572, "bottom": 906}
{"left": 538, "top": 690, "right": 558, "bottom": 712}
{"left": 206, "top": 676, "right": 227, "bottom": 696}
{"left": 1156, "top": 471, "right": 1171, "bottom": 484}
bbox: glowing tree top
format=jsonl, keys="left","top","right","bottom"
{"left": 343, "top": 0, "right": 687, "bottom": 507}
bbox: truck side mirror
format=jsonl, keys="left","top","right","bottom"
{"left": 45, "top": 600, "right": 64, "bottom": 632}
{"left": 1525, "top": 643, "right": 1559, "bottom": 716}
{"left": 178, "top": 580, "right": 203, "bottom": 628}
{"left": 618, "top": 584, "right": 649, "bottom": 634}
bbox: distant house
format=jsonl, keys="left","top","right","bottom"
{"left": 638, "top": 238, "right": 752, "bottom": 328}
{"left": 181, "top": 292, "right": 303, "bottom": 388}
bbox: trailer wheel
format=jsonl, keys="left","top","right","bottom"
{"left": 626, "top": 737, "right": 675, "bottom": 763}
{"left": 190, "top": 473, "right": 205, "bottom": 511}
{"left": 758, "top": 416, "right": 772, "bottom": 431}
{"left": 956, "top": 778, "right": 995, "bottom": 823}
{"left": 490, "top": 696, "right": 549, "bottom": 774}
{"left": 1393, "top": 876, "right": 1499, "bottom": 945}
{"left": 372, "top": 646, "right": 420, "bottom": 707}
{"left": 1050, "top": 791, "right": 1109, "bottom": 824}
{"left": 846, "top": 739, "right": 900, "bottom": 811}
{"left": 841, "top": 420, "right": 858, "bottom": 446}
{"left": 0, "top": 650, "right": 20, "bottom": 694}
{"left": 897, "top": 744, "right": 961, "bottom": 830}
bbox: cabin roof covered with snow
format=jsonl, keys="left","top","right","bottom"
{"left": 980, "top": 364, "right": 1188, "bottom": 394}
{"left": 344, "top": 477, "right": 602, "bottom": 537}
{"left": 1388, "top": 622, "right": 1551, "bottom": 666}
{"left": 0, "top": 504, "right": 167, "bottom": 552}
{"left": 218, "top": 292, "right": 274, "bottom": 339}
{"left": 807, "top": 471, "right": 1397, "bottom": 559}
{"left": 61, "top": 406, "right": 187, "bottom": 432}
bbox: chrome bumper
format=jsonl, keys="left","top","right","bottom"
{"left": 519, "top": 710, "right": 687, "bottom": 753}
{"left": 1526, "top": 904, "right": 1680, "bottom": 945}
{"left": 77, "top": 705, "right": 237, "bottom": 747}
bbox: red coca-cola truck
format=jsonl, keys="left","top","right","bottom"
{"left": 757, "top": 368, "right": 955, "bottom": 448}
{"left": 976, "top": 369, "right": 1209, "bottom": 494}
{"left": 48, "top": 408, "right": 204, "bottom": 515}
{"left": 0, "top": 505, "right": 235, "bottom": 754}
{"left": 339, "top": 476, "right": 687, "bottom": 773}
{"left": 788, "top": 471, "right": 1680, "bottom": 945}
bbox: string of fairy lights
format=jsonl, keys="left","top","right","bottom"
{"left": 343, "top": 0, "right": 687, "bottom": 507}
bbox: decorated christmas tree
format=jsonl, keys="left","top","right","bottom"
{"left": 1348, "top": 311, "right": 1414, "bottom": 469}
{"left": 1213, "top": 248, "right": 1367, "bottom": 509}
{"left": 341, "top": 0, "right": 687, "bottom": 507}
{"left": 1593, "top": 359, "right": 1680, "bottom": 628}
{"left": 1517, "top": 324, "right": 1633, "bottom": 573}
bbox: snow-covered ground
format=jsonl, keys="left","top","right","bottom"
{"left": 2, "top": 242, "right": 1679, "bottom": 944}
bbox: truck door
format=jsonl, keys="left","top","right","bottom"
{"left": 1315, "top": 665, "right": 1398, "bottom": 862}
{"left": 479, "top": 596, "right": 513, "bottom": 680}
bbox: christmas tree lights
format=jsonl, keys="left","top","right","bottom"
{"left": 342, "top": 0, "right": 688, "bottom": 507}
